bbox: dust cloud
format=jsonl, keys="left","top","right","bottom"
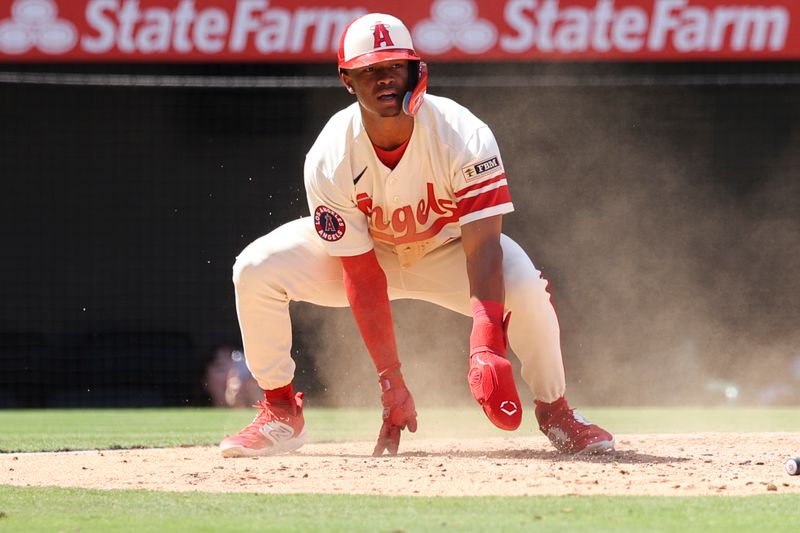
{"left": 288, "top": 82, "right": 799, "bottom": 408}
{"left": 290, "top": 301, "right": 475, "bottom": 410}
{"left": 461, "top": 82, "right": 800, "bottom": 406}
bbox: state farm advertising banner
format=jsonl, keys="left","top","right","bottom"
{"left": 1, "top": 0, "right": 798, "bottom": 62}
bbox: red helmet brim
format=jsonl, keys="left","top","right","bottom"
{"left": 338, "top": 49, "right": 421, "bottom": 70}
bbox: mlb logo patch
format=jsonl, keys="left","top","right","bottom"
{"left": 462, "top": 156, "right": 501, "bottom": 182}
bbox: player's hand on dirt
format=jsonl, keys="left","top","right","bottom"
{"left": 373, "top": 372, "right": 417, "bottom": 456}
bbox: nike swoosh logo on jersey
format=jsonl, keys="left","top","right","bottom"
{"left": 353, "top": 166, "right": 367, "bottom": 185}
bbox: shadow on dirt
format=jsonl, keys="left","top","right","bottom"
{"left": 309, "top": 448, "right": 690, "bottom": 465}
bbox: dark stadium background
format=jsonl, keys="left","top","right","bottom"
{"left": 1, "top": 60, "right": 798, "bottom": 407}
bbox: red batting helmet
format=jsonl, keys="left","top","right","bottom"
{"left": 337, "top": 13, "right": 428, "bottom": 117}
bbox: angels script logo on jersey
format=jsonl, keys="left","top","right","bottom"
{"left": 0, "top": 0, "right": 77, "bottom": 54}
{"left": 314, "top": 205, "right": 346, "bottom": 242}
{"left": 356, "top": 183, "right": 459, "bottom": 245}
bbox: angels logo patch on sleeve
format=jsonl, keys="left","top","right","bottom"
{"left": 314, "top": 205, "right": 346, "bottom": 241}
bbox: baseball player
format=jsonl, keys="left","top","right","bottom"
{"left": 219, "top": 13, "right": 614, "bottom": 457}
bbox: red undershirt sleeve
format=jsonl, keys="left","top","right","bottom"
{"left": 340, "top": 250, "right": 401, "bottom": 376}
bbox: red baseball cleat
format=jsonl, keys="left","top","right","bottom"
{"left": 535, "top": 397, "right": 614, "bottom": 454}
{"left": 219, "top": 392, "right": 306, "bottom": 458}
{"left": 468, "top": 351, "right": 523, "bottom": 430}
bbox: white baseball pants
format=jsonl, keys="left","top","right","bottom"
{"left": 233, "top": 217, "right": 566, "bottom": 403}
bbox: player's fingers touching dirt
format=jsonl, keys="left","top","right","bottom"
{"left": 373, "top": 422, "right": 401, "bottom": 456}
{"left": 373, "top": 372, "right": 417, "bottom": 456}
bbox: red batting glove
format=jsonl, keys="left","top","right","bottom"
{"left": 373, "top": 372, "right": 417, "bottom": 456}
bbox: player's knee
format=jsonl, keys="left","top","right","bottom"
{"left": 504, "top": 265, "right": 552, "bottom": 313}
{"left": 232, "top": 250, "right": 274, "bottom": 290}
{"left": 232, "top": 254, "right": 254, "bottom": 289}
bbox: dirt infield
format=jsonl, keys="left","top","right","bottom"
{"left": 3, "top": 433, "right": 799, "bottom": 496}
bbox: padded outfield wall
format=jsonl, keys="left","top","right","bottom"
{"left": 1, "top": 0, "right": 799, "bottom": 407}
{"left": 2, "top": 60, "right": 798, "bottom": 408}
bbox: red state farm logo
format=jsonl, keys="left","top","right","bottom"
{"left": 412, "top": 0, "right": 791, "bottom": 57}
{"left": 413, "top": 0, "right": 496, "bottom": 54}
{"left": 314, "top": 205, "right": 346, "bottom": 242}
{"left": 499, "top": 0, "right": 791, "bottom": 55}
{"left": 0, "top": 0, "right": 77, "bottom": 55}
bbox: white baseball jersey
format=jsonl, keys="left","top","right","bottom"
{"left": 304, "top": 94, "right": 514, "bottom": 267}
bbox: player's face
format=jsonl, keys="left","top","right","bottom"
{"left": 341, "top": 60, "right": 410, "bottom": 118}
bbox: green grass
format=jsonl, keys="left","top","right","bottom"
{"left": 0, "top": 486, "right": 798, "bottom": 533}
{"left": 1, "top": 406, "right": 798, "bottom": 453}
{"left": 1, "top": 407, "right": 799, "bottom": 532}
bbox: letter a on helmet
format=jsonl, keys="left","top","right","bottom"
{"left": 372, "top": 24, "right": 395, "bottom": 48}
{"left": 338, "top": 13, "right": 428, "bottom": 117}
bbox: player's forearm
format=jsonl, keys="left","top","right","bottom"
{"left": 461, "top": 218, "right": 507, "bottom": 356}
{"left": 465, "top": 239, "right": 507, "bottom": 356}
{"left": 465, "top": 242, "right": 505, "bottom": 303}
{"left": 340, "top": 251, "right": 401, "bottom": 376}
{"left": 461, "top": 215, "right": 505, "bottom": 303}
